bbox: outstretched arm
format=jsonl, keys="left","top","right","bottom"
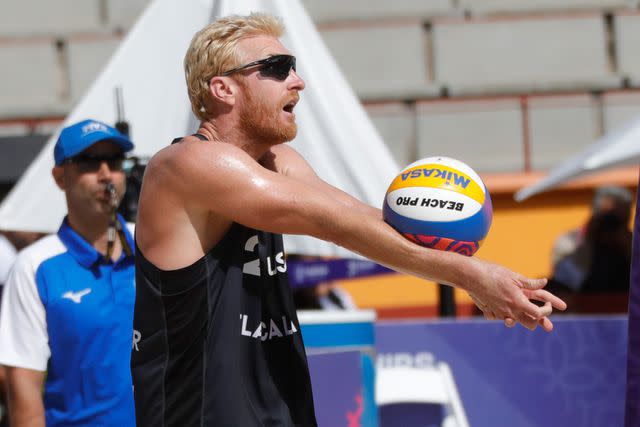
{"left": 161, "top": 142, "right": 566, "bottom": 330}
{"left": 265, "top": 144, "right": 382, "bottom": 218}
{"left": 264, "top": 145, "right": 565, "bottom": 330}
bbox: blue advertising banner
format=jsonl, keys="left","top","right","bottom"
{"left": 376, "top": 316, "right": 627, "bottom": 427}
{"left": 288, "top": 259, "right": 392, "bottom": 289}
{"left": 625, "top": 176, "right": 640, "bottom": 427}
{"left": 308, "top": 351, "right": 366, "bottom": 427}
{"left": 301, "top": 311, "right": 378, "bottom": 427}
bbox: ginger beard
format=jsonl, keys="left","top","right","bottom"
{"left": 237, "top": 78, "right": 298, "bottom": 144}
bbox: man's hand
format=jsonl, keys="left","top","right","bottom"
{"left": 466, "top": 259, "right": 567, "bottom": 332}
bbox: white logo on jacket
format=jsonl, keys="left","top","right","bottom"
{"left": 62, "top": 288, "right": 92, "bottom": 303}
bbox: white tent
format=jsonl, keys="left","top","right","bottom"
{"left": 515, "top": 116, "right": 640, "bottom": 201}
{"left": 0, "top": 0, "right": 399, "bottom": 258}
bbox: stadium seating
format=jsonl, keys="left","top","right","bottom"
{"left": 528, "top": 94, "right": 600, "bottom": 170}
{"left": 106, "top": 0, "right": 151, "bottom": 30}
{"left": 0, "top": 0, "right": 102, "bottom": 36}
{"left": 603, "top": 91, "right": 640, "bottom": 133}
{"left": 416, "top": 98, "right": 524, "bottom": 172}
{"left": 458, "top": 0, "right": 630, "bottom": 15}
{"left": 434, "top": 14, "right": 621, "bottom": 96}
{"left": 365, "top": 103, "right": 416, "bottom": 166}
{"left": 1, "top": 0, "right": 640, "bottom": 178}
{"left": 615, "top": 13, "right": 640, "bottom": 86}
{"left": 67, "top": 37, "right": 120, "bottom": 102}
{"left": 301, "top": 0, "right": 452, "bottom": 23}
{"left": 0, "top": 40, "right": 65, "bottom": 117}
{"left": 319, "top": 22, "right": 440, "bottom": 100}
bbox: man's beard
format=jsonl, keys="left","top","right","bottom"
{"left": 239, "top": 87, "right": 297, "bottom": 144}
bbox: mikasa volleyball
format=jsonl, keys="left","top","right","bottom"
{"left": 383, "top": 156, "right": 493, "bottom": 256}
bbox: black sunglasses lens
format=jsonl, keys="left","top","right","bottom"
{"left": 70, "top": 155, "right": 124, "bottom": 172}
{"left": 106, "top": 158, "right": 124, "bottom": 170}
{"left": 259, "top": 56, "right": 295, "bottom": 80}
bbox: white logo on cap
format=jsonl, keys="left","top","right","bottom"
{"left": 81, "top": 122, "right": 109, "bottom": 136}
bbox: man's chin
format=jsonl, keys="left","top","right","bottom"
{"left": 266, "top": 127, "right": 297, "bottom": 145}
{"left": 281, "top": 124, "right": 297, "bottom": 143}
{"left": 95, "top": 201, "right": 115, "bottom": 215}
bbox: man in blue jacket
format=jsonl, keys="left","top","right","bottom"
{"left": 0, "top": 119, "right": 136, "bottom": 427}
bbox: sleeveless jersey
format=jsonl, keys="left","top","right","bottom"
{"left": 132, "top": 222, "right": 317, "bottom": 426}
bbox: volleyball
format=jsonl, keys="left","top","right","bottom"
{"left": 383, "top": 156, "right": 493, "bottom": 256}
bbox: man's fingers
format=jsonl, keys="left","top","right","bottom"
{"left": 470, "top": 295, "right": 496, "bottom": 321}
{"left": 538, "top": 317, "right": 554, "bottom": 332}
{"left": 516, "top": 313, "right": 538, "bottom": 331}
{"left": 526, "top": 289, "right": 568, "bottom": 311}
{"left": 520, "top": 277, "right": 548, "bottom": 290}
{"left": 484, "top": 311, "right": 497, "bottom": 321}
{"left": 504, "top": 318, "right": 516, "bottom": 328}
{"left": 522, "top": 300, "right": 553, "bottom": 319}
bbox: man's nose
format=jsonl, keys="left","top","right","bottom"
{"left": 97, "top": 161, "right": 113, "bottom": 180}
{"left": 288, "top": 69, "right": 305, "bottom": 91}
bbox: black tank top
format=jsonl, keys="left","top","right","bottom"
{"left": 131, "top": 215, "right": 317, "bottom": 424}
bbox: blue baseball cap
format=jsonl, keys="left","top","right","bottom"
{"left": 54, "top": 119, "right": 134, "bottom": 165}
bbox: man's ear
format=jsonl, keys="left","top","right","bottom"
{"left": 52, "top": 166, "right": 65, "bottom": 190}
{"left": 209, "top": 76, "right": 236, "bottom": 106}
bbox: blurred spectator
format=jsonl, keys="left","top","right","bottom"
{"left": 550, "top": 186, "right": 633, "bottom": 294}
{"left": 0, "top": 233, "right": 17, "bottom": 288}
{"left": 2, "top": 231, "right": 44, "bottom": 252}
{"left": 289, "top": 255, "right": 357, "bottom": 310}
{"left": 0, "top": 233, "right": 16, "bottom": 427}
{"left": 117, "top": 156, "right": 146, "bottom": 223}
{"left": 0, "top": 120, "right": 136, "bottom": 427}
{"left": 0, "top": 232, "right": 44, "bottom": 293}
{"left": 293, "top": 280, "right": 357, "bottom": 310}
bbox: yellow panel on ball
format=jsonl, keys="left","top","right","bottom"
{"left": 383, "top": 156, "right": 493, "bottom": 256}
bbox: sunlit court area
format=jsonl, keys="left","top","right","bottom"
{"left": 1, "top": 0, "right": 639, "bottom": 426}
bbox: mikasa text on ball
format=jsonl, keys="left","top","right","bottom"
{"left": 382, "top": 156, "right": 493, "bottom": 256}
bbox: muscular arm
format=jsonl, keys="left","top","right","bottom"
{"left": 272, "top": 148, "right": 567, "bottom": 329}
{"left": 147, "top": 141, "right": 566, "bottom": 330}
{"left": 265, "top": 144, "right": 382, "bottom": 218}
{"left": 5, "top": 367, "right": 45, "bottom": 427}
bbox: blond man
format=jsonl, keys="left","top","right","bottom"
{"left": 131, "top": 14, "right": 566, "bottom": 426}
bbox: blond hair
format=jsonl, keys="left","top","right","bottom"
{"left": 184, "top": 13, "right": 284, "bottom": 121}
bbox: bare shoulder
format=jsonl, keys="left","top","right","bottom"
{"left": 265, "top": 144, "right": 315, "bottom": 177}
{"left": 145, "top": 137, "right": 246, "bottom": 186}
{"left": 269, "top": 143, "right": 303, "bottom": 163}
{"left": 136, "top": 137, "right": 245, "bottom": 266}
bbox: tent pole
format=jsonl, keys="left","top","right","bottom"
{"left": 438, "top": 283, "right": 456, "bottom": 317}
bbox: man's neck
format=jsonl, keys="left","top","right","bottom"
{"left": 197, "top": 120, "right": 274, "bottom": 161}
{"left": 66, "top": 212, "right": 122, "bottom": 261}
{"left": 195, "top": 121, "right": 220, "bottom": 142}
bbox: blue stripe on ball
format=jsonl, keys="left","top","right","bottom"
{"left": 383, "top": 196, "right": 492, "bottom": 242}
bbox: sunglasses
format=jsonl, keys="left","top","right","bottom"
{"left": 221, "top": 54, "right": 296, "bottom": 81}
{"left": 64, "top": 153, "right": 125, "bottom": 173}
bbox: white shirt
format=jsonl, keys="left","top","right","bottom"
{"left": 0, "top": 234, "right": 17, "bottom": 285}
